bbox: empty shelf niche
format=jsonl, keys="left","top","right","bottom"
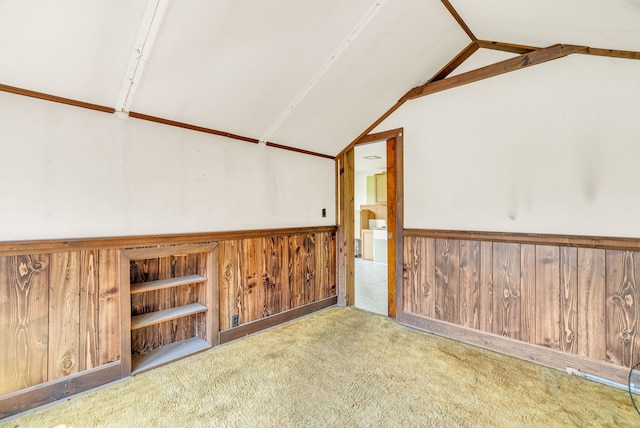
{"left": 127, "top": 246, "right": 214, "bottom": 374}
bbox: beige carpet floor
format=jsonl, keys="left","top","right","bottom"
{"left": 2, "top": 306, "right": 638, "bottom": 427}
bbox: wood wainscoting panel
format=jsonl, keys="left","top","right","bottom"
{"left": 98, "top": 249, "right": 120, "bottom": 365}
{"left": 492, "top": 243, "right": 521, "bottom": 340}
{"left": 402, "top": 230, "right": 640, "bottom": 381}
{"left": 434, "top": 239, "right": 460, "bottom": 323}
{"left": 535, "top": 245, "right": 560, "bottom": 349}
{"left": 218, "top": 230, "right": 336, "bottom": 332}
{"left": 47, "top": 252, "right": 81, "bottom": 381}
{"left": 459, "top": 240, "right": 480, "bottom": 330}
{"left": 605, "top": 251, "right": 640, "bottom": 367}
{"left": 577, "top": 248, "right": 606, "bottom": 360}
{"left": 0, "top": 255, "right": 50, "bottom": 395}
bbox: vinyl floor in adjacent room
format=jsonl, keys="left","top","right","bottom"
{"left": 2, "top": 306, "right": 638, "bottom": 427}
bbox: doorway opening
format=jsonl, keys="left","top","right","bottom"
{"left": 354, "top": 141, "right": 388, "bottom": 315}
{"left": 336, "top": 128, "right": 402, "bottom": 318}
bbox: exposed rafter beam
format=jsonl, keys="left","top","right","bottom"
{"left": 440, "top": 0, "right": 476, "bottom": 41}
{"left": 402, "top": 44, "right": 588, "bottom": 101}
{"left": 427, "top": 41, "right": 479, "bottom": 83}
{"left": 583, "top": 47, "right": 640, "bottom": 60}
{"left": 477, "top": 40, "right": 538, "bottom": 54}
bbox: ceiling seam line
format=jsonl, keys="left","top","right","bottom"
{"left": 115, "top": 0, "right": 169, "bottom": 114}
{"left": 257, "top": 0, "right": 389, "bottom": 146}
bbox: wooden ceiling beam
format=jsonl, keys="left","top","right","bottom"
{"left": 583, "top": 47, "right": 640, "bottom": 61}
{"left": 402, "top": 44, "right": 588, "bottom": 101}
{"left": 427, "top": 41, "right": 479, "bottom": 83}
{"left": 477, "top": 40, "right": 538, "bottom": 54}
{"left": 440, "top": 0, "right": 476, "bottom": 41}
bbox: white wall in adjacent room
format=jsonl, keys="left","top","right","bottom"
{"left": 376, "top": 54, "right": 640, "bottom": 238}
{"left": 0, "top": 92, "right": 335, "bottom": 240}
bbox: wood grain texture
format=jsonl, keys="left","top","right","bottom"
{"left": 577, "top": 248, "right": 606, "bottom": 360}
{"left": 559, "top": 247, "right": 578, "bottom": 354}
{"left": 605, "top": 251, "right": 640, "bottom": 366}
{"left": 520, "top": 244, "right": 536, "bottom": 343}
{"left": 47, "top": 252, "right": 80, "bottom": 381}
{"left": 217, "top": 231, "right": 335, "bottom": 331}
{"left": 79, "top": 251, "right": 99, "bottom": 371}
{"left": 492, "top": 243, "right": 521, "bottom": 339}
{"left": 478, "top": 241, "right": 493, "bottom": 333}
{"left": 535, "top": 246, "right": 560, "bottom": 349}
{"left": 459, "top": 240, "right": 480, "bottom": 329}
{"left": 9, "top": 255, "right": 50, "bottom": 392}
{"left": 401, "top": 232, "right": 640, "bottom": 378}
{"left": 434, "top": 239, "right": 460, "bottom": 323}
{"left": 98, "top": 250, "right": 120, "bottom": 364}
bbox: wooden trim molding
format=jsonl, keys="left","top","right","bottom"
{"left": 219, "top": 297, "right": 337, "bottom": 344}
{"left": 405, "top": 228, "right": 640, "bottom": 251}
{"left": 0, "top": 362, "right": 121, "bottom": 420}
{"left": 398, "top": 311, "right": 631, "bottom": 386}
{"left": 129, "top": 112, "right": 333, "bottom": 160}
{"left": 0, "top": 226, "right": 337, "bottom": 256}
{"left": 0, "top": 84, "right": 332, "bottom": 161}
{"left": 0, "top": 83, "right": 115, "bottom": 114}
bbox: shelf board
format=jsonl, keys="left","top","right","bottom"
{"left": 131, "top": 303, "right": 207, "bottom": 330}
{"left": 132, "top": 336, "right": 211, "bottom": 374}
{"left": 130, "top": 274, "right": 206, "bottom": 295}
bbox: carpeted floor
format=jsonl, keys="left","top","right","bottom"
{"left": 2, "top": 306, "right": 638, "bottom": 427}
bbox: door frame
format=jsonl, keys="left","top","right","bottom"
{"left": 336, "top": 128, "right": 403, "bottom": 317}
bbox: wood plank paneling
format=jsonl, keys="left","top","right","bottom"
{"left": 492, "top": 243, "right": 521, "bottom": 339}
{"left": 478, "top": 241, "right": 493, "bottom": 333}
{"left": 605, "top": 251, "right": 640, "bottom": 366}
{"left": 79, "top": 251, "right": 100, "bottom": 371}
{"left": 98, "top": 250, "right": 120, "bottom": 364}
{"left": 459, "top": 240, "right": 480, "bottom": 329}
{"left": 577, "top": 248, "right": 606, "bottom": 360}
{"left": 435, "top": 239, "right": 460, "bottom": 323}
{"left": 0, "top": 256, "right": 18, "bottom": 395}
{"left": 219, "top": 240, "right": 237, "bottom": 331}
{"left": 520, "top": 244, "right": 536, "bottom": 343}
{"left": 47, "top": 252, "right": 80, "bottom": 381}
{"left": 535, "top": 246, "right": 560, "bottom": 349}
{"left": 559, "top": 247, "right": 578, "bottom": 354}
{"left": 400, "top": 232, "right": 640, "bottom": 383}
{"left": 403, "top": 236, "right": 420, "bottom": 314}
{"left": 12, "top": 255, "right": 50, "bottom": 391}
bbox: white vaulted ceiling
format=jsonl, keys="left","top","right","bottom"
{"left": 1, "top": 0, "right": 639, "bottom": 157}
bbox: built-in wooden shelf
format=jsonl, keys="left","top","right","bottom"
{"left": 131, "top": 303, "right": 207, "bottom": 330}
{"left": 130, "top": 274, "right": 206, "bottom": 295}
{"left": 131, "top": 336, "right": 211, "bottom": 374}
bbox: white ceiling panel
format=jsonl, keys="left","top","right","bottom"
{"left": 130, "top": 0, "right": 374, "bottom": 139}
{"left": 451, "top": 0, "right": 640, "bottom": 51}
{"left": 270, "top": 0, "right": 470, "bottom": 155}
{"left": 0, "top": 0, "right": 148, "bottom": 106}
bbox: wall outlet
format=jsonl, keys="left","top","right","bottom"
{"left": 322, "top": 208, "right": 326, "bottom": 217}
{"left": 231, "top": 314, "right": 239, "bottom": 328}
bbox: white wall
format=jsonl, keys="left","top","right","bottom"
{"left": 376, "top": 54, "right": 640, "bottom": 238}
{"left": 0, "top": 92, "right": 335, "bottom": 241}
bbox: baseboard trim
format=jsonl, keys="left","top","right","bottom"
{"left": 0, "top": 361, "right": 122, "bottom": 420}
{"left": 397, "top": 311, "right": 631, "bottom": 386}
{"left": 219, "top": 296, "right": 338, "bottom": 344}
